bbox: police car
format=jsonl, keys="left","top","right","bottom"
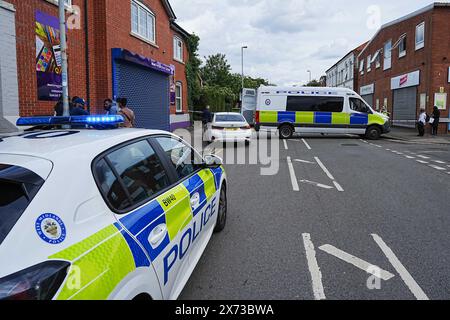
{"left": 0, "top": 115, "right": 227, "bottom": 300}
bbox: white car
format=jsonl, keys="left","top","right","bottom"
{"left": 0, "top": 116, "right": 227, "bottom": 300}
{"left": 205, "top": 112, "right": 252, "bottom": 144}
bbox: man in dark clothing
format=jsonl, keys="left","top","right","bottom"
{"left": 70, "top": 97, "right": 89, "bottom": 116}
{"left": 431, "top": 106, "right": 440, "bottom": 136}
{"left": 54, "top": 97, "right": 64, "bottom": 116}
{"left": 202, "top": 106, "right": 212, "bottom": 125}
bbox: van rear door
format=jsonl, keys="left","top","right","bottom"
{"left": 241, "top": 88, "right": 257, "bottom": 125}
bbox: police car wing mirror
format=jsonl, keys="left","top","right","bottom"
{"left": 204, "top": 154, "right": 223, "bottom": 168}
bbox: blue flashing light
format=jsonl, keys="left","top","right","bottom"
{"left": 16, "top": 115, "right": 125, "bottom": 127}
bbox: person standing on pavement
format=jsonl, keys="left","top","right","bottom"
{"left": 202, "top": 105, "right": 212, "bottom": 129}
{"left": 104, "top": 99, "right": 118, "bottom": 115}
{"left": 118, "top": 98, "right": 136, "bottom": 128}
{"left": 430, "top": 106, "right": 440, "bottom": 136}
{"left": 417, "top": 108, "right": 427, "bottom": 137}
{"left": 70, "top": 97, "right": 90, "bottom": 116}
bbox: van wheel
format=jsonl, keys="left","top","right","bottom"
{"left": 279, "top": 124, "right": 294, "bottom": 139}
{"left": 365, "top": 126, "right": 381, "bottom": 140}
{"left": 214, "top": 185, "right": 227, "bottom": 233}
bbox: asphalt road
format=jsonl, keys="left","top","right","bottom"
{"left": 180, "top": 133, "right": 450, "bottom": 300}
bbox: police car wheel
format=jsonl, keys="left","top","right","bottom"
{"left": 279, "top": 124, "right": 294, "bottom": 139}
{"left": 214, "top": 185, "right": 227, "bottom": 233}
{"left": 366, "top": 126, "right": 381, "bottom": 140}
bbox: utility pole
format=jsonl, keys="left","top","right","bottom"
{"left": 307, "top": 70, "right": 312, "bottom": 83}
{"left": 241, "top": 46, "right": 248, "bottom": 95}
{"left": 59, "top": 0, "right": 70, "bottom": 116}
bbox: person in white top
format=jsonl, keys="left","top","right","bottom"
{"left": 417, "top": 108, "right": 427, "bottom": 137}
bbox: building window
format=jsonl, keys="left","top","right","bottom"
{"left": 399, "top": 36, "right": 407, "bottom": 58}
{"left": 374, "top": 50, "right": 381, "bottom": 68}
{"left": 173, "top": 36, "right": 183, "bottom": 62}
{"left": 383, "top": 40, "right": 392, "bottom": 70}
{"left": 367, "top": 55, "right": 372, "bottom": 72}
{"left": 175, "top": 82, "right": 183, "bottom": 112}
{"left": 415, "top": 22, "right": 425, "bottom": 50}
{"left": 359, "top": 59, "right": 364, "bottom": 75}
{"left": 131, "top": 0, "right": 156, "bottom": 44}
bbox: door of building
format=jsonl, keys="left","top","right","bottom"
{"left": 393, "top": 87, "right": 417, "bottom": 128}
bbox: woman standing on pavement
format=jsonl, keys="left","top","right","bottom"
{"left": 430, "top": 106, "right": 440, "bottom": 136}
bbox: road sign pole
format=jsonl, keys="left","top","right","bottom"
{"left": 59, "top": 0, "right": 70, "bottom": 117}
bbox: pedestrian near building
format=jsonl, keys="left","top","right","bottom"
{"left": 118, "top": 98, "right": 135, "bottom": 128}
{"left": 70, "top": 97, "right": 89, "bottom": 116}
{"left": 417, "top": 108, "right": 427, "bottom": 137}
{"left": 104, "top": 99, "right": 118, "bottom": 115}
{"left": 430, "top": 106, "right": 441, "bottom": 136}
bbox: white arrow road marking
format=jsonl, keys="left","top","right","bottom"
{"left": 287, "top": 157, "right": 299, "bottom": 192}
{"left": 417, "top": 155, "right": 430, "bottom": 159}
{"left": 294, "top": 159, "right": 315, "bottom": 164}
{"left": 405, "top": 156, "right": 416, "bottom": 159}
{"left": 433, "top": 160, "right": 446, "bottom": 164}
{"left": 302, "top": 138, "right": 312, "bottom": 150}
{"left": 300, "top": 180, "right": 334, "bottom": 190}
{"left": 372, "top": 234, "right": 429, "bottom": 300}
{"left": 318, "top": 244, "right": 395, "bottom": 281}
{"left": 314, "top": 157, "right": 345, "bottom": 192}
{"left": 283, "top": 140, "right": 288, "bottom": 150}
{"left": 416, "top": 160, "right": 429, "bottom": 164}
{"left": 429, "top": 165, "right": 446, "bottom": 171}
{"left": 302, "top": 233, "right": 326, "bottom": 300}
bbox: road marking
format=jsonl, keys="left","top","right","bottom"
{"left": 429, "top": 165, "right": 446, "bottom": 171}
{"left": 372, "top": 234, "right": 429, "bottom": 300}
{"left": 416, "top": 160, "right": 429, "bottom": 164}
{"left": 369, "top": 143, "right": 382, "bottom": 148}
{"left": 302, "top": 138, "right": 312, "bottom": 150}
{"left": 319, "top": 244, "right": 395, "bottom": 281}
{"left": 315, "top": 157, "right": 335, "bottom": 180}
{"left": 359, "top": 139, "right": 369, "bottom": 144}
{"left": 294, "top": 159, "right": 315, "bottom": 164}
{"left": 417, "top": 155, "right": 430, "bottom": 159}
{"left": 287, "top": 157, "right": 299, "bottom": 192}
{"left": 386, "top": 149, "right": 391, "bottom": 151}
{"left": 333, "top": 181, "right": 344, "bottom": 192}
{"left": 283, "top": 140, "right": 288, "bottom": 150}
{"left": 405, "top": 156, "right": 415, "bottom": 159}
{"left": 302, "top": 233, "right": 326, "bottom": 300}
{"left": 433, "top": 160, "right": 446, "bottom": 164}
{"left": 300, "top": 180, "right": 334, "bottom": 190}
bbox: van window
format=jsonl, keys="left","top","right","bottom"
{"left": 287, "top": 96, "right": 344, "bottom": 112}
{"left": 0, "top": 164, "right": 45, "bottom": 245}
{"left": 350, "top": 98, "right": 372, "bottom": 114}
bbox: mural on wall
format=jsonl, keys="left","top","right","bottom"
{"left": 36, "top": 11, "right": 62, "bottom": 101}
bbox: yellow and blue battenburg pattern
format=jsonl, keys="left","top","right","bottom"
{"left": 49, "top": 166, "right": 224, "bottom": 300}
{"left": 259, "top": 111, "right": 386, "bottom": 127}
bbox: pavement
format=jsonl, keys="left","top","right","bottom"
{"left": 385, "top": 126, "right": 450, "bottom": 145}
{"left": 180, "top": 132, "right": 450, "bottom": 300}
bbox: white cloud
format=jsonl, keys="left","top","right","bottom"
{"left": 170, "top": 0, "right": 434, "bottom": 85}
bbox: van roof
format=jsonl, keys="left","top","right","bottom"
{"left": 258, "top": 86, "right": 357, "bottom": 95}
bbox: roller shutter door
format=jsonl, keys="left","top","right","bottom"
{"left": 361, "top": 94, "right": 374, "bottom": 108}
{"left": 393, "top": 87, "right": 417, "bottom": 128}
{"left": 115, "top": 61, "right": 170, "bottom": 131}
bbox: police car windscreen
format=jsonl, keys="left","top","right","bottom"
{"left": 0, "top": 164, "right": 45, "bottom": 245}
{"left": 216, "top": 114, "right": 246, "bottom": 122}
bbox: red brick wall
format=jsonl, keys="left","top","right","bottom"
{"left": 358, "top": 6, "right": 450, "bottom": 132}
{"left": 10, "top": 0, "right": 189, "bottom": 118}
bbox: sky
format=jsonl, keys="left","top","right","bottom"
{"left": 170, "top": 0, "right": 440, "bottom": 86}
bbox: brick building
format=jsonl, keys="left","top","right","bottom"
{"left": 0, "top": 0, "right": 191, "bottom": 132}
{"left": 358, "top": 2, "right": 449, "bottom": 133}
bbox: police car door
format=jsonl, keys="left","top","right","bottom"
{"left": 151, "top": 136, "right": 215, "bottom": 299}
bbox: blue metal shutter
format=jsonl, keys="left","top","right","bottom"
{"left": 115, "top": 61, "right": 170, "bottom": 131}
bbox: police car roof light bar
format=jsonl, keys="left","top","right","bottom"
{"left": 16, "top": 115, "right": 125, "bottom": 127}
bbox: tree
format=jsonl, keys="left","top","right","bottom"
{"left": 305, "top": 79, "right": 322, "bottom": 87}
{"left": 185, "top": 33, "right": 202, "bottom": 108}
{"left": 201, "top": 54, "right": 232, "bottom": 88}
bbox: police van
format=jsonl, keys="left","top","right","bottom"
{"left": 0, "top": 115, "right": 227, "bottom": 300}
{"left": 251, "top": 86, "right": 390, "bottom": 140}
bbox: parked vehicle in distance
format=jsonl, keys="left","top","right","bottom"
{"left": 247, "top": 86, "right": 391, "bottom": 140}
{"left": 205, "top": 112, "right": 253, "bottom": 144}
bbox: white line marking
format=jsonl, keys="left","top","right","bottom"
{"left": 416, "top": 160, "right": 429, "bottom": 164}
{"left": 299, "top": 180, "right": 334, "bottom": 190}
{"left": 433, "top": 160, "right": 446, "bottom": 164}
{"left": 315, "top": 157, "right": 335, "bottom": 181}
{"left": 405, "top": 156, "right": 416, "bottom": 159}
{"left": 429, "top": 165, "right": 446, "bottom": 171}
{"left": 333, "top": 181, "right": 344, "bottom": 192}
{"left": 294, "top": 159, "right": 315, "bottom": 164}
{"left": 447, "top": 172, "right": 450, "bottom": 175}
{"left": 319, "top": 244, "right": 395, "bottom": 281}
{"left": 283, "top": 139, "right": 288, "bottom": 150}
{"left": 386, "top": 149, "right": 391, "bottom": 151}
{"left": 302, "top": 138, "right": 312, "bottom": 150}
{"left": 417, "top": 155, "right": 430, "bottom": 159}
{"left": 370, "top": 143, "right": 382, "bottom": 148}
{"left": 359, "top": 139, "right": 369, "bottom": 144}
{"left": 372, "top": 234, "right": 429, "bottom": 300}
{"left": 287, "top": 157, "right": 299, "bottom": 192}
{"left": 302, "top": 233, "right": 326, "bottom": 300}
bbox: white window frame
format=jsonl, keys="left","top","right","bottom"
{"left": 415, "top": 22, "right": 425, "bottom": 51}
{"left": 46, "top": 0, "right": 73, "bottom": 10}
{"left": 399, "top": 36, "right": 407, "bottom": 58}
{"left": 383, "top": 40, "right": 392, "bottom": 71}
{"left": 359, "top": 59, "right": 364, "bottom": 75}
{"left": 175, "top": 82, "right": 183, "bottom": 113}
{"left": 131, "top": 0, "right": 156, "bottom": 44}
{"left": 367, "top": 55, "right": 372, "bottom": 72}
{"left": 173, "top": 36, "right": 184, "bottom": 62}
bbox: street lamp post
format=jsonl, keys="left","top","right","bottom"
{"left": 58, "top": 0, "right": 70, "bottom": 117}
{"left": 241, "top": 46, "right": 248, "bottom": 95}
{"left": 307, "top": 70, "right": 312, "bottom": 83}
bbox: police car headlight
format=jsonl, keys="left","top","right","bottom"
{"left": 0, "top": 261, "right": 70, "bottom": 300}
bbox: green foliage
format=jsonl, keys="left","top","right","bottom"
{"left": 185, "top": 33, "right": 202, "bottom": 108}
